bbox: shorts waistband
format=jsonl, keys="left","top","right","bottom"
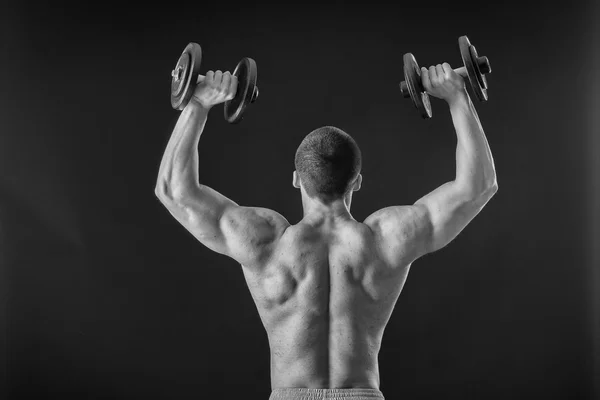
{"left": 269, "top": 388, "right": 385, "bottom": 400}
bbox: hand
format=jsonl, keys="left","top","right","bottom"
{"left": 421, "top": 63, "right": 466, "bottom": 103}
{"left": 192, "top": 70, "right": 238, "bottom": 110}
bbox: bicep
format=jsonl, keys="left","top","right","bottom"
{"left": 415, "top": 181, "right": 497, "bottom": 252}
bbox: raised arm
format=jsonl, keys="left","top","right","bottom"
{"left": 154, "top": 71, "right": 289, "bottom": 267}
{"left": 365, "top": 63, "right": 498, "bottom": 266}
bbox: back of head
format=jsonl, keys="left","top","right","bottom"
{"left": 294, "top": 126, "right": 362, "bottom": 204}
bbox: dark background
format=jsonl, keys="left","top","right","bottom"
{"left": 1, "top": 1, "right": 599, "bottom": 399}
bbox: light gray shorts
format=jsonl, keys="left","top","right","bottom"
{"left": 269, "top": 388, "right": 385, "bottom": 400}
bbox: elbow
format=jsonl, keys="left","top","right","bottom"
{"left": 155, "top": 181, "right": 165, "bottom": 198}
{"left": 478, "top": 177, "right": 498, "bottom": 202}
{"left": 486, "top": 173, "right": 499, "bottom": 195}
{"left": 489, "top": 179, "right": 498, "bottom": 195}
{"left": 154, "top": 180, "right": 181, "bottom": 204}
{"left": 478, "top": 176, "right": 498, "bottom": 199}
{"left": 155, "top": 180, "right": 196, "bottom": 204}
{"left": 457, "top": 175, "right": 498, "bottom": 200}
{"left": 155, "top": 180, "right": 171, "bottom": 202}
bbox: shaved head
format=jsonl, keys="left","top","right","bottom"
{"left": 294, "top": 126, "right": 362, "bottom": 204}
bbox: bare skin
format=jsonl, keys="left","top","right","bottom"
{"left": 155, "top": 64, "right": 498, "bottom": 390}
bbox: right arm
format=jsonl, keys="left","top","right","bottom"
{"left": 365, "top": 63, "right": 498, "bottom": 265}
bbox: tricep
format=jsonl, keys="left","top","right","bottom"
{"left": 156, "top": 186, "right": 289, "bottom": 266}
{"left": 415, "top": 181, "right": 498, "bottom": 253}
{"left": 365, "top": 181, "right": 497, "bottom": 266}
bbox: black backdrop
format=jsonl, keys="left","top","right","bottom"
{"left": 2, "top": 2, "right": 599, "bottom": 399}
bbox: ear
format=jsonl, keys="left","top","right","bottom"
{"left": 293, "top": 171, "right": 301, "bottom": 189}
{"left": 352, "top": 174, "right": 363, "bottom": 191}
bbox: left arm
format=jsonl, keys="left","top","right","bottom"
{"left": 154, "top": 71, "right": 289, "bottom": 266}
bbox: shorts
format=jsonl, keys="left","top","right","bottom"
{"left": 268, "top": 388, "right": 385, "bottom": 400}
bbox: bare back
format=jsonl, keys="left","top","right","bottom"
{"left": 240, "top": 217, "right": 412, "bottom": 389}
{"left": 159, "top": 183, "right": 495, "bottom": 389}
{"left": 156, "top": 76, "right": 497, "bottom": 392}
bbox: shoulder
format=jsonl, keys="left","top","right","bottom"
{"left": 362, "top": 205, "right": 432, "bottom": 266}
{"left": 364, "top": 205, "right": 430, "bottom": 236}
{"left": 252, "top": 207, "right": 291, "bottom": 228}
{"left": 219, "top": 206, "right": 291, "bottom": 266}
{"left": 222, "top": 206, "right": 290, "bottom": 241}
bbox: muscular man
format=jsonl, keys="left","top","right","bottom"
{"left": 155, "top": 63, "right": 497, "bottom": 400}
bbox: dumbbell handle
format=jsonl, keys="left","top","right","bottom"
{"left": 170, "top": 73, "right": 223, "bottom": 83}
{"left": 195, "top": 74, "right": 217, "bottom": 83}
{"left": 400, "top": 56, "right": 490, "bottom": 98}
{"left": 171, "top": 68, "right": 260, "bottom": 104}
{"left": 400, "top": 67, "right": 464, "bottom": 98}
{"left": 170, "top": 68, "right": 236, "bottom": 85}
{"left": 454, "top": 66, "right": 468, "bottom": 77}
{"left": 170, "top": 67, "right": 221, "bottom": 84}
{"left": 400, "top": 66, "right": 467, "bottom": 95}
{"left": 195, "top": 74, "right": 259, "bottom": 103}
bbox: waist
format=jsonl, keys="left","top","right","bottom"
{"left": 270, "top": 355, "right": 380, "bottom": 391}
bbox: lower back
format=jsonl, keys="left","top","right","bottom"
{"left": 268, "top": 311, "right": 382, "bottom": 389}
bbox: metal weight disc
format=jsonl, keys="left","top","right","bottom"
{"left": 171, "top": 53, "right": 189, "bottom": 99}
{"left": 224, "top": 57, "right": 258, "bottom": 124}
{"left": 171, "top": 43, "right": 202, "bottom": 110}
{"left": 403, "top": 53, "right": 432, "bottom": 119}
{"left": 470, "top": 45, "right": 489, "bottom": 90}
{"left": 458, "top": 36, "right": 488, "bottom": 102}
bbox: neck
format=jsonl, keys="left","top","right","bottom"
{"left": 301, "top": 194, "right": 353, "bottom": 223}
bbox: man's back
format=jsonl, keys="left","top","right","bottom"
{"left": 155, "top": 63, "right": 498, "bottom": 397}
{"left": 241, "top": 216, "right": 412, "bottom": 389}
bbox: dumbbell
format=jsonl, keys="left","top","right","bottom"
{"left": 399, "top": 35, "right": 491, "bottom": 119}
{"left": 170, "top": 42, "right": 259, "bottom": 124}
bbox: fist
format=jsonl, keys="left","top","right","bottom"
{"left": 421, "top": 63, "right": 465, "bottom": 102}
{"left": 192, "top": 70, "right": 238, "bottom": 109}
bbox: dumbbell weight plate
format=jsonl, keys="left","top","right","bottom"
{"left": 459, "top": 36, "right": 488, "bottom": 102}
{"left": 224, "top": 57, "right": 258, "bottom": 124}
{"left": 403, "top": 53, "right": 432, "bottom": 119}
{"left": 171, "top": 43, "right": 202, "bottom": 110}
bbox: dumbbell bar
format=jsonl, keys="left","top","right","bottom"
{"left": 399, "top": 36, "right": 492, "bottom": 119}
{"left": 170, "top": 42, "right": 259, "bottom": 124}
{"left": 399, "top": 57, "right": 490, "bottom": 96}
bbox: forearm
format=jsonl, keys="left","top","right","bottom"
{"left": 448, "top": 90, "right": 497, "bottom": 194}
{"left": 156, "top": 101, "right": 209, "bottom": 200}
